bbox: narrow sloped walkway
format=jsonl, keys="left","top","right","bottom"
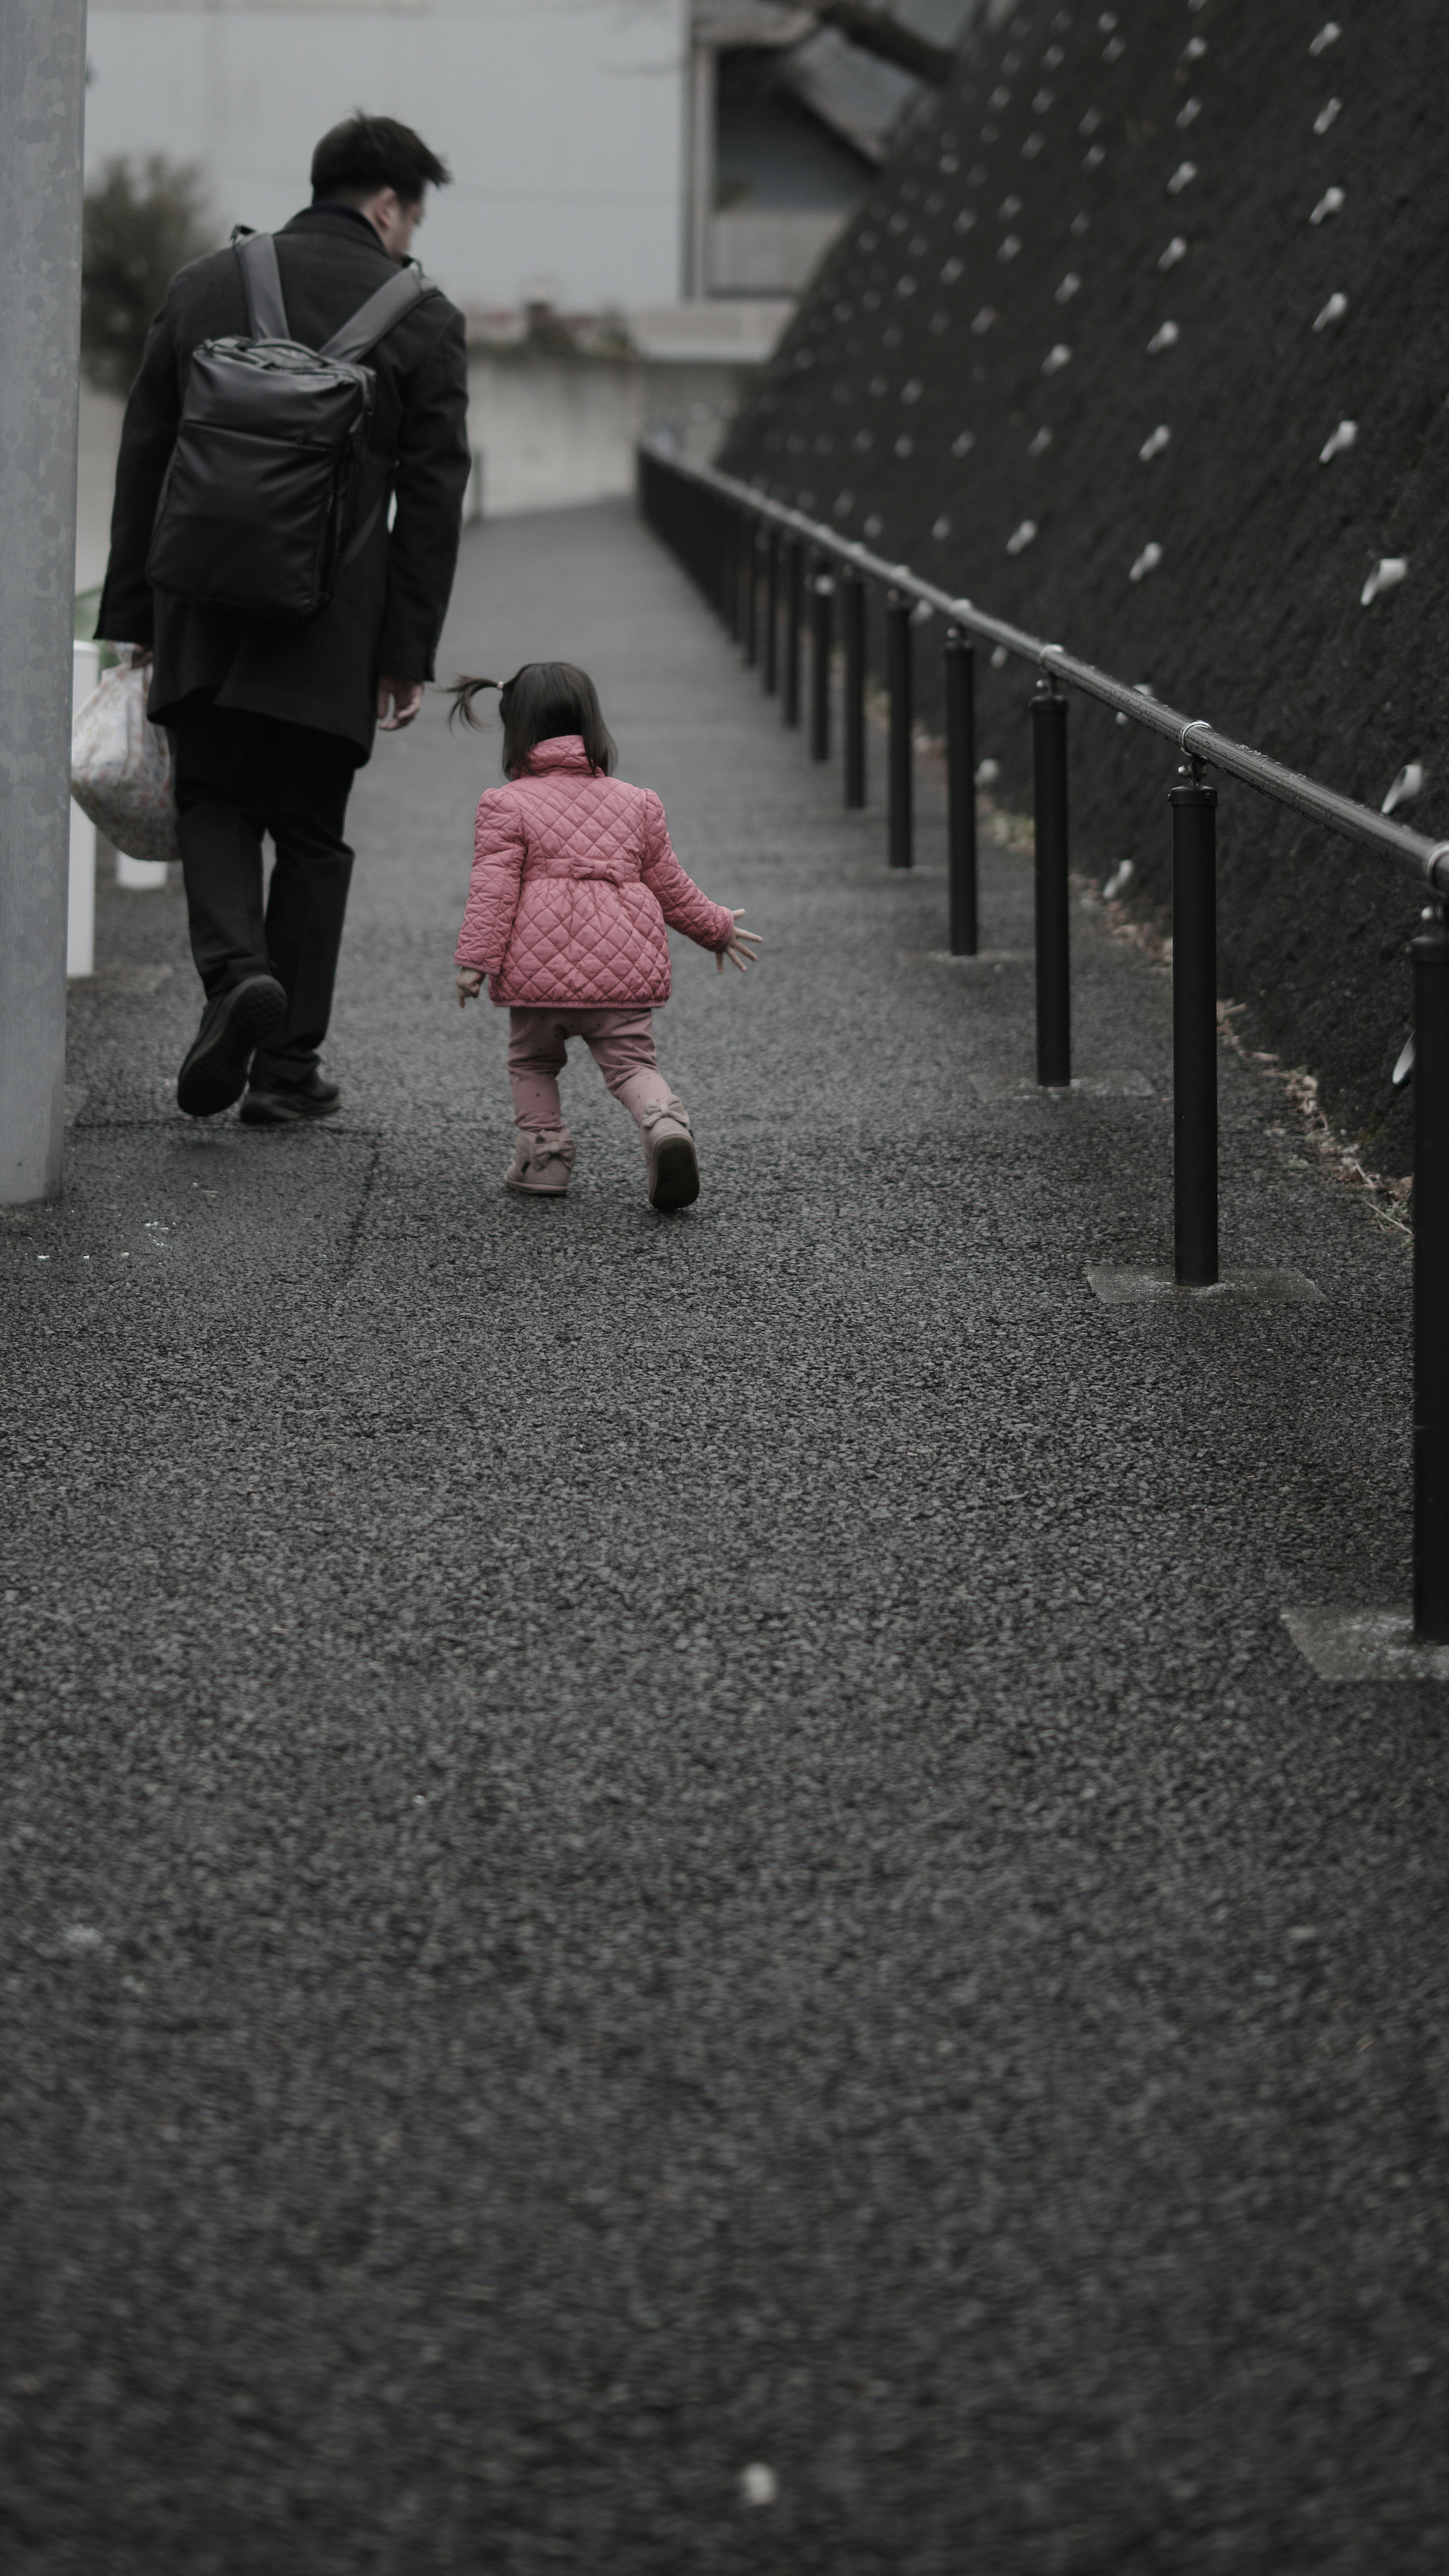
{"left": 3, "top": 501, "right": 1446, "bottom": 2576}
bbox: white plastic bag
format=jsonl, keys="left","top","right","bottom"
{"left": 70, "top": 652, "right": 180, "bottom": 867}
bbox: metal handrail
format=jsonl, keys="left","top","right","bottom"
{"left": 645, "top": 439, "right": 1449, "bottom": 897}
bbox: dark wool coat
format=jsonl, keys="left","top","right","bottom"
{"left": 96, "top": 202, "right": 471, "bottom": 761}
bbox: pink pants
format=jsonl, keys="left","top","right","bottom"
{"left": 506, "top": 1005, "right": 672, "bottom": 1131}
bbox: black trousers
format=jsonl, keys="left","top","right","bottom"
{"left": 172, "top": 696, "right": 360, "bottom": 1085}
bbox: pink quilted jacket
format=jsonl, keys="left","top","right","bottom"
{"left": 454, "top": 736, "right": 736, "bottom": 1006}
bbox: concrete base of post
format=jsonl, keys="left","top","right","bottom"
{"left": 974, "top": 1070, "right": 1155, "bottom": 1101}
{"left": 900, "top": 947, "right": 1032, "bottom": 970}
{"left": 116, "top": 853, "right": 169, "bottom": 892}
{"left": 1282, "top": 1606, "right": 1449, "bottom": 1681}
{"left": 1088, "top": 1265, "right": 1323, "bottom": 1305}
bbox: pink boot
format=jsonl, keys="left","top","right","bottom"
{"left": 504, "top": 1125, "right": 576, "bottom": 1196}
{"left": 638, "top": 1094, "right": 700, "bottom": 1212}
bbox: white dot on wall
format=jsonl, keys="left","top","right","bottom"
{"left": 1310, "top": 186, "right": 1345, "bottom": 223}
{"left": 1007, "top": 520, "right": 1039, "bottom": 554}
{"left": 1080, "top": 108, "right": 1102, "bottom": 136}
{"left": 1148, "top": 320, "right": 1181, "bottom": 354}
{"left": 1000, "top": 194, "right": 1023, "bottom": 216}
{"left": 1028, "top": 426, "right": 1054, "bottom": 456}
{"left": 1319, "top": 418, "right": 1357, "bottom": 462}
{"left": 1381, "top": 761, "right": 1425, "bottom": 816}
{"left": 1130, "top": 541, "right": 1163, "bottom": 581}
{"left": 972, "top": 307, "right": 998, "bottom": 335}
{"left": 741, "top": 2465, "right": 778, "bottom": 2508}
{"left": 998, "top": 234, "right": 1023, "bottom": 261}
{"left": 1140, "top": 423, "right": 1172, "bottom": 460}
{"left": 1070, "top": 211, "right": 1091, "bottom": 236}
{"left": 1042, "top": 342, "right": 1072, "bottom": 374}
{"left": 1314, "top": 97, "right": 1342, "bottom": 134}
{"left": 864, "top": 515, "right": 883, "bottom": 537}
{"left": 954, "top": 207, "right": 977, "bottom": 233}
{"left": 1177, "top": 97, "right": 1201, "bottom": 128}
{"left": 1103, "top": 35, "right": 1126, "bottom": 62}
{"left": 1084, "top": 144, "right": 1106, "bottom": 170}
{"left": 1159, "top": 236, "right": 1188, "bottom": 269}
{"left": 1183, "top": 35, "right": 1207, "bottom": 61}
{"left": 933, "top": 515, "right": 953, "bottom": 539}
{"left": 1310, "top": 21, "right": 1342, "bottom": 55}
{"left": 1312, "top": 292, "right": 1348, "bottom": 330}
{"left": 951, "top": 429, "right": 976, "bottom": 456}
{"left": 1023, "top": 133, "right": 1044, "bottom": 159}
{"left": 1361, "top": 556, "right": 1407, "bottom": 606}
{"left": 1056, "top": 272, "right": 1081, "bottom": 302}
{"left": 1167, "top": 161, "right": 1197, "bottom": 195}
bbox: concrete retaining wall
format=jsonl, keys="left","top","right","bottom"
{"left": 719, "top": 0, "right": 1449, "bottom": 1167}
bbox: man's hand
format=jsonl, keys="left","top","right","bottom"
{"left": 456, "top": 967, "right": 484, "bottom": 1008}
{"left": 378, "top": 677, "right": 424, "bottom": 732}
{"left": 716, "top": 909, "right": 763, "bottom": 974}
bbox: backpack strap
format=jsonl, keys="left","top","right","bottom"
{"left": 320, "top": 261, "right": 437, "bottom": 365}
{"left": 235, "top": 231, "right": 289, "bottom": 341}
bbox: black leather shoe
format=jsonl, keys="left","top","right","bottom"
{"left": 239, "top": 1070, "right": 341, "bottom": 1126}
{"left": 176, "top": 975, "right": 288, "bottom": 1119}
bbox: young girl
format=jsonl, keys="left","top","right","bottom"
{"left": 452, "top": 661, "right": 759, "bottom": 1210}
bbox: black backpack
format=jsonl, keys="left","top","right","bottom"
{"left": 146, "top": 230, "right": 437, "bottom": 626}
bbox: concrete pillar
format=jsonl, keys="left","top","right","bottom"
{"left": 0, "top": 0, "right": 87, "bottom": 1203}
{"left": 686, "top": 37, "right": 717, "bottom": 301}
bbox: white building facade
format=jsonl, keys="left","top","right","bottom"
{"left": 84, "top": 0, "right": 695, "bottom": 320}
{"left": 76, "top": 2, "right": 968, "bottom": 553}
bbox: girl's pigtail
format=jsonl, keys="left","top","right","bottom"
{"left": 447, "top": 674, "right": 501, "bottom": 733}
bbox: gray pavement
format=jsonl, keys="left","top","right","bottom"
{"left": 3, "top": 500, "right": 1447, "bottom": 2574}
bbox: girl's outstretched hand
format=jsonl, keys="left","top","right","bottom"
{"left": 718, "top": 911, "right": 762, "bottom": 974}
{"left": 456, "top": 967, "right": 484, "bottom": 1008}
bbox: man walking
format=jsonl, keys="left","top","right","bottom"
{"left": 97, "top": 114, "right": 470, "bottom": 1122}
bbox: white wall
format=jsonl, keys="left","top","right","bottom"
{"left": 466, "top": 351, "right": 743, "bottom": 515}
{"left": 84, "top": 0, "right": 691, "bottom": 314}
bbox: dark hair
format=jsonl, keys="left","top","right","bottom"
{"left": 310, "top": 113, "right": 450, "bottom": 209}
{"left": 448, "top": 662, "right": 617, "bottom": 779}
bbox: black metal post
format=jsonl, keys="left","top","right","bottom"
{"left": 1414, "top": 900, "right": 1449, "bottom": 1638}
{"left": 1171, "top": 759, "right": 1220, "bottom": 1287}
{"left": 945, "top": 627, "right": 978, "bottom": 956}
{"left": 810, "top": 566, "right": 833, "bottom": 761}
{"left": 742, "top": 524, "right": 761, "bottom": 668}
{"left": 887, "top": 594, "right": 913, "bottom": 868}
{"left": 726, "top": 510, "right": 744, "bottom": 645}
{"left": 843, "top": 572, "right": 866, "bottom": 808}
{"left": 762, "top": 530, "right": 779, "bottom": 695}
{"left": 782, "top": 541, "right": 803, "bottom": 728}
{"left": 1032, "top": 678, "right": 1071, "bottom": 1085}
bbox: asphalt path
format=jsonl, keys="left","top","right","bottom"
{"left": 2, "top": 501, "right": 1446, "bottom": 2574}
